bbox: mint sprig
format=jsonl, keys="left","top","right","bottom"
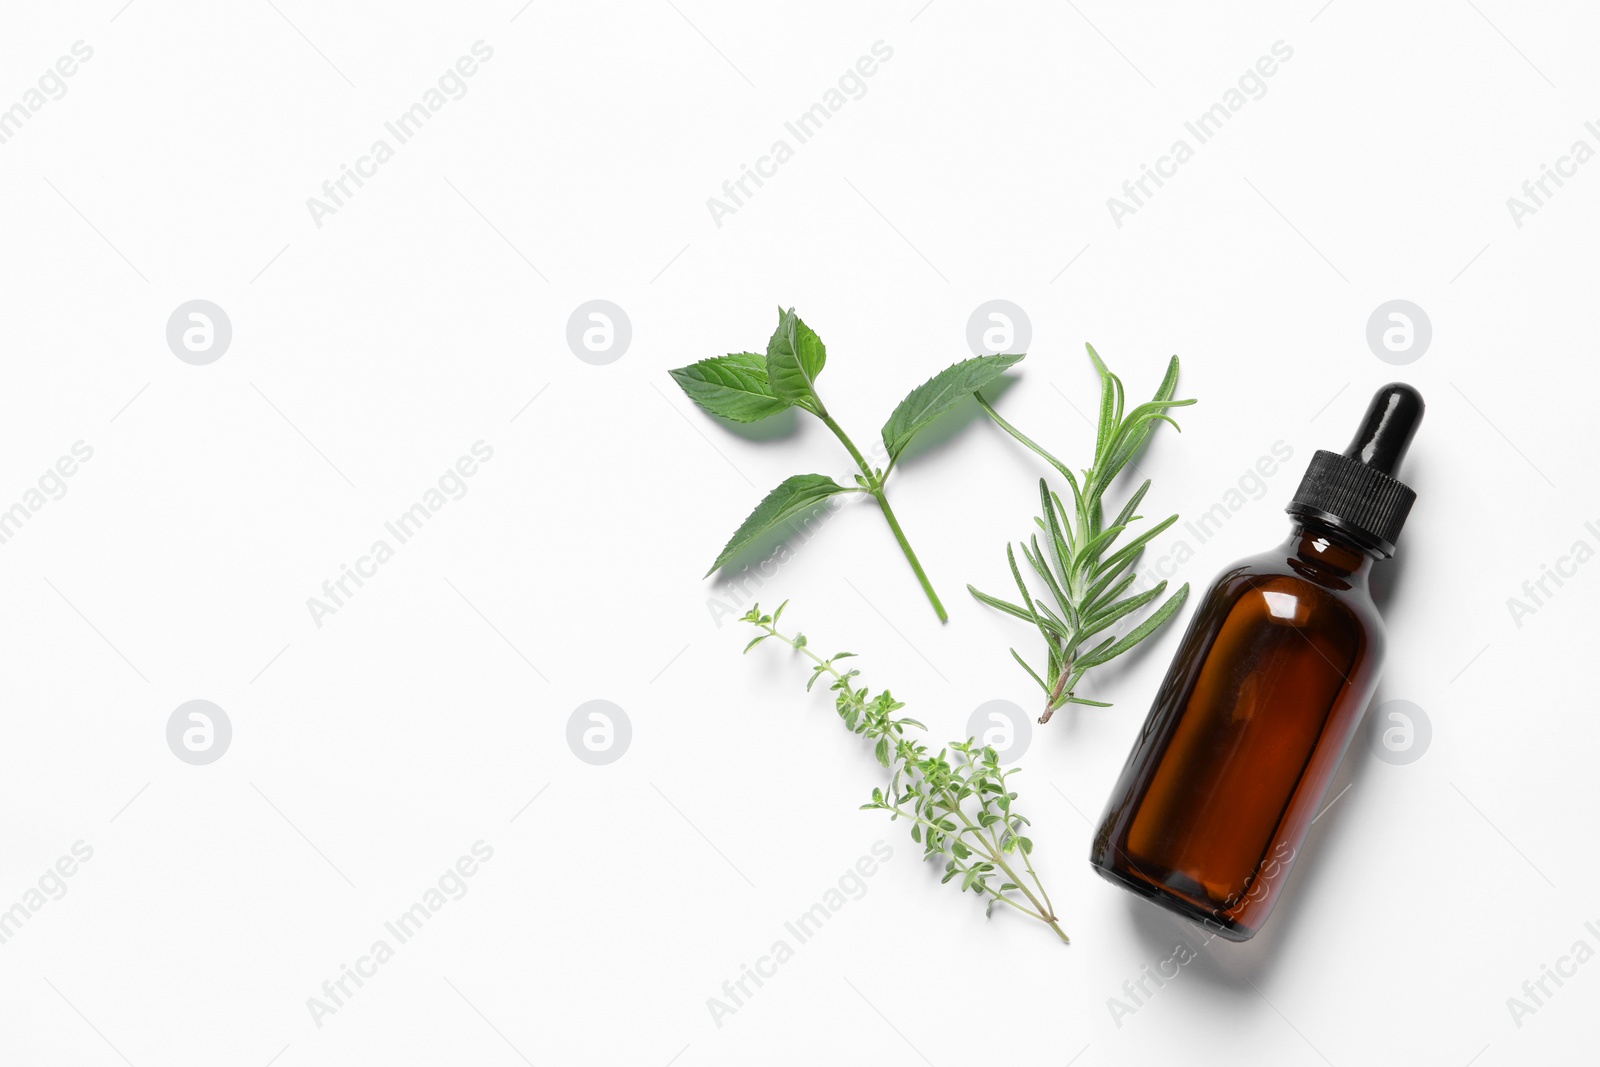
{"left": 671, "top": 307, "right": 1024, "bottom": 621}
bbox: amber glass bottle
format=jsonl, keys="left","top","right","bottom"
{"left": 1090, "top": 384, "right": 1423, "bottom": 941}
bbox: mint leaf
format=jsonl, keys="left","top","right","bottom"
{"left": 766, "top": 308, "right": 827, "bottom": 413}
{"left": 705, "top": 473, "right": 849, "bottom": 575}
{"left": 668, "top": 353, "right": 791, "bottom": 423}
{"left": 881, "top": 353, "right": 1025, "bottom": 462}
{"left": 793, "top": 315, "right": 826, "bottom": 379}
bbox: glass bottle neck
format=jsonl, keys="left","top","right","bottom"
{"left": 1285, "top": 520, "right": 1376, "bottom": 585}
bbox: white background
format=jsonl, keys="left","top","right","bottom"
{"left": 0, "top": 1, "right": 1595, "bottom": 1064}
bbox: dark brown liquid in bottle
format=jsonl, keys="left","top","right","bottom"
{"left": 1089, "top": 520, "right": 1383, "bottom": 941}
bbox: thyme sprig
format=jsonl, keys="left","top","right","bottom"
{"left": 971, "top": 345, "right": 1195, "bottom": 723}
{"left": 742, "top": 602, "right": 1068, "bottom": 943}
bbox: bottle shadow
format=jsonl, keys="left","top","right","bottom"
{"left": 1370, "top": 548, "right": 1409, "bottom": 615}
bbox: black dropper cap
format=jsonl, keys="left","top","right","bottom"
{"left": 1286, "top": 383, "right": 1424, "bottom": 558}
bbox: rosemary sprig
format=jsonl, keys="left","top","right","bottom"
{"left": 971, "top": 345, "right": 1195, "bottom": 723}
{"left": 742, "top": 601, "right": 1068, "bottom": 943}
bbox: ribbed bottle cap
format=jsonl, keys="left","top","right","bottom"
{"left": 1286, "top": 383, "right": 1423, "bottom": 558}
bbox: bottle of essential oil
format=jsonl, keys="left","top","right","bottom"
{"left": 1090, "top": 383, "right": 1423, "bottom": 942}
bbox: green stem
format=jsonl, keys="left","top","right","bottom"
{"left": 1015, "top": 826, "right": 1056, "bottom": 918}
{"left": 976, "top": 393, "right": 1071, "bottom": 480}
{"left": 817, "top": 412, "right": 948, "bottom": 623}
{"left": 953, "top": 800, "right": 1069, "bottom": 944}
{"left": 869, "top": 489, "right": 947, "bottom": 622}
